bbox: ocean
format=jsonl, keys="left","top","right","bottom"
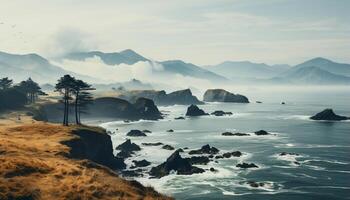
{"left": 100, "top": 87, "right": 350, "bottom": 200}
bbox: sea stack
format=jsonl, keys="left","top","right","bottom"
{"left": 185, "top": 105, "right": 209, "bottom": 116}
{"left": 203, "top": 89, "right": 249, "bottom": 103}
{"left": 310, "top": 109, "right": 349, "bottom": 121}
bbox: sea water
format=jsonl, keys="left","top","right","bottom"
{"left": 100, "top": 87, "right": 350, "bottom": 200}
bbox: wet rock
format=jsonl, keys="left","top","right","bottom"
{"left": 167, "top": 129, "right": 174, "bottom": 133}
{"left": 150, "top": 150, "right": 205, "bottom": 178}
{"left": 208, "top": 155, "right": 214, "bottom": 158}
{"left": 122, "top": 169, "right": 143, "bottom": 177}
{"left": 142, "top": 130, "right": 152, "bottom": 133}
{"left": 294, "top": 161, "right": 301, "bottom": 165}
{"left": 210, "top": 167, "right": 218, "bottom": 172}
{"left": 183, "top": 147, "right": 189, "bottom": 150}
{"left": 116, "top": 150, "right": 132, "bottom": 159}
{"left": 185, "top": 105, "right": 209, "bottom": 117}
{"left": 279, "top": 152, "right": 299, "bottom": 156}
{"left": 215, "top": 155, "right": 224, "bottom": 159}
{"left": 223, "top": 151, "right": 242, "bottom": 158}
{"left": 222, "top": 132, "right": 249, "bottom": 136}
{"left": 132, "top": 159, "right": 151, "bottom": 168}
{"left": 142, "top": 142, "right": 163, "bottom": 146}
{"left": 126, "top": 129, "right": 147, "bottom": 137}
{"left": 162, "top": 145, "right": 175, "bottom": 150}
{"left": 256, "top": 101, "right": 262, "bottom": 104}
{"left": 188, "top": 144, "right": 219, "bottom": 155}
{"left": 175, "top": 117, "right": 185, "bottom": 120}
{"left": 211, "top": 110, "right": 233, "bottom": 116}
{"left": 247, "top": 181, "right": 264, "bottom": 188}
{"left": 178, "top": 148, "right": 184, "bottom": 152}
{"left": 115, "top": 139, "right": 141, "bottom": 152}
{"left": 281, "top": 102, "right": 286, "bottom": 105}
{"left": 254, "top": 130, "right": 270, "bottom": 136}
{"left": 185, "top": 156, "right": 210, "bottom": 165}
{"left": 236, "top": 162, "right": 258, "bottom": 169}
{"left": 310, "top": 109, "right": 349, "bottom": 121}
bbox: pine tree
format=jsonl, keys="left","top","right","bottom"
{"left": 55, "top": 75, "right": 76, "bottom": 126}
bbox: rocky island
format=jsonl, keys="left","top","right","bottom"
{"left": 203, "top": 89, "right": 249, "bottom": 103}
{"left": 310, "top": 109, "right": 349, "bottom": 121}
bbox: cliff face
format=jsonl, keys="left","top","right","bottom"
{"left": 203, "top": 89, "right": 249, "bottom": 103}
{"left": 117, "top": 89, "right": 203, "bottom": 106}
{"left": 0, "top": 122, "right": 171, "bottom": 200}
{"left": 37, "top": 97, "right": 163, "bottom": 123}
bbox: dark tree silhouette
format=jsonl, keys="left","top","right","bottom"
{"left": 72, "top": 79, "right": 95, "bottom": 124}
{"left": 16, "top": 78, "right": 43, "bottom": 104}
{"left": 55, "top": 75, "right": 76, "bottom": 126}
{"left": 0, "top": 77, "right": 13, "bottom": 90}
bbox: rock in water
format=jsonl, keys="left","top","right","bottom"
{"left": 222, "top": 132, "right": 249, "bottom": 136}
{"left": 162, "top": 145, "right": 175, "bottom": 150}
{"left": 186, "top": 105, "right": 209, "bottom": 116}
{"left": 150, "top": 150, "right": 205, "bottom": 178}
{"left": 115, "top": 139, "right": 141, "bottom": 152}
{"left": 203, "top": 89, "right": 249, "bottom": 103}
{"left": 310, "top": 109, "right": 349, "bottom": 121}
{"left": 126, "top": 129, "right": 147, "bottom": 137}
{"left": 189, "top": 144, "right": 219, "bottom": 155}
{"left": 211, "top": 110, "right": 233, "bottom": 116}
{"left": 185, "top": 156, "right": 210, "bottom": 165}
{"left": 254, "top": 130, "right": 270, "bottom": 135}
{"left": 236, "top": 163, "right": 259, "bottom": 169}
{"left": 133, "top": 97, "right": 163, "bottom": 120}
{"left": 132, "top": 159, "right": 151, "bottom": 168}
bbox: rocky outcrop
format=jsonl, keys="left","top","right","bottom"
{"left": 188, "top": 144, "right": 219, "bottom": 155}
{"left": 62, "top": 127, "right": 126, "bottom": 170}
{"left": 211, "top": 110, "right": 233, "bottom": 116}
{"left": 310, "top": 109, "right": 349, "bottom": 121}
{"left": 149, "top": 150, "right": 205, "bottom": 178}
{"left": 280, "top": 152, "right": 299, "bottom": 156}
{"left": 236, "top": 163, "right": 258, "bottom": 169}
{"left": 117, "top": 89, "right": 203, "bottom": 106}
{"left": 37, "top": 97, "right": 163, "bottom": 123}
{"left": 126, "top": 130, "right": 147, "bottom": 137}
{"left": 254, "top": 130, "right": 270, "bottom": 135}
{"left": 222, "top": 132, "right": 249, "bottom": 136}
{"left": 185, "top": 156, "right": 210, "bottom": 165}
{"left": 142, "top": 142, "right": 163, "bottom": 146}
{"left": 162, "top": 145, "right": 175, "bottom": 150}
{"left": 186, "top": 105, "right": 209, "bottom": 116}
{"left": 115, "top": 139, "right": 141, "bottom": 152}
{"left": 131, "top": 160, "right": 151, "bottom": 168}
{"left": 203, "top": 89, "right": 249, "bottom": 103}
{"left": 174, "top": 116, "right": 185, "bottom": 120}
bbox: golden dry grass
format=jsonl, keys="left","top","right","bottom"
{"left": 0, "top": 122, "right": 172, "bottom": 200}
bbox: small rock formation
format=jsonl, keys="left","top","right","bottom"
{"left": 115, "top": 139, "right": 141, "bottom": 152}
{"left": 142, "top": 130, "right": 152, "bottom": 133}
{"left": 280, "top": 152, "right": 299, "bottom": 156}
{"left": 116, "top": 150, "right": 132, "bottom": 159}
{"left": 254, "top": 130, "right": 270, "bottom": 136}
{"left": 210, "top": 167, "right": 218, "bottom": 172}
{"left": 126, "top": 130, "right": 147, "bottom": 137}
{"left": 222, "top": 132, "right": 249, "bottom": 136}
{"left": 310, "top": 109, "right": 349, "bottom": 121}
{"left": 167, "top": 129, "right": 174, "bottom": 133}
{"left": 150, "top": 150, "right": 205, "bottom": 178}
{"left": 247, "top": 181, "right": 265, "bottom": 188}
{"left": 215, "top": 151, "right": 242, "bottom": 159}
{"left": 142, "top": 142, "right": 163, "bottom": 146}
{"left": 185, "top": 156, "right": 210, "bottom": 165}
{"left": 256, "top": 101, "right": 262, "bottom": 104}
{"left": 186, "top": 105, "right": 209, "bottom": 116}
{"left": 122, "top": 169, "right": 143, "bottom": 177}
{"left": 203, "top": 89, "right": 249, "bottom": 103}
{"left": 211, "top": 110, "right": 233, "bottom": 116}
{"left": 236, "top": 162, "right": 258, "bottom": 169}
{"left": 133, "top": 97, "right": 163, "bottom": 120}
{"left": 281, "top": 102, "right": 286, "bottom": 105}
{"left": 162, "top": 145, "right": 175, "bottom": 150}
{"left": 132, "top": 159, "right": 151, "bottom": 168}
{"left": 175, "top": 116, "right": 185, "bottom": 120}
{"left": 189, "top": 144, "right": 219, "bottom": 155}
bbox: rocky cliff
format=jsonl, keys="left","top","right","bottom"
{"left": 203, "top": 89, "right": 249, "bottom": 103}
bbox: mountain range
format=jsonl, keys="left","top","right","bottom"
{"left": 1, "top": 49, "right": 350, "bottom": 85}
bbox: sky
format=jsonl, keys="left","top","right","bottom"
{"left": 0, "top": 0, "right": 349, "bottom": 66}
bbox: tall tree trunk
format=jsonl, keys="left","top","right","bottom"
{"left": 63, "top": 89, "right": 67, "bottom": 126}
{"left": 75, "top": 91, "right": 79, "bottom": 125}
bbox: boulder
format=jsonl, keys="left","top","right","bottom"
{"left": 236, "top": 163, "right": 258, "bottom": 169}
{"left": 203, "top": 89, "right": 249, "bottom": 103}
{"left": 281, "top": 102, "right": 286, "bottom": 105}
{"left": 126, "top": 130, "right": 147, "bottom": 137}
{"left": 210, "top": 167, "right": 218, "bottom": 172}
{"left": 115, "top": 139, "right": 141, "bottom": 152}
{"left": 211, "top": 110, "right": 233, "bottom": 116}
{"left": 116, "top": 150, "right": 132, "bottom": 159}
{"left": 247, "top": 181, "right": 265, "bottom": 188}
{"left": 186, "top": 105, "right": 209, "bottom": 116}
{"left": 142, "top": 142, "right": 163, "bottom": 146}
{"left": 185, "top": 156, "right": 210, "bottom": 165}
{"left": 132, "top": 159, "right": 151, "bottom": 168}
{"left": 149, "top": 150, "right": 205, "bottom": 178}
{"left": 189, "top": 144, "right": 219, "bottom": 155}
{"left": 254, "top": 130, "right": 270, "bottom": 136}
{"left": 280, "top": 152, "right": 299, "bottom": 156}
{"left": 256, "top": 101, "right": 262, "bottom": 104}
{"left": 162, "top": 145, "right": 175, "bottom": 150}
{"left": 310, "top": 109, "right": 349, "bottom": 121}
{"left": 142, "top": 129, "right": 152, "bottom": 133}
{"left": 222, "top": 132, "right": 249, "bottom": 136}
{"left": 175, "top": 116, "right": 185, "bottom": 120}
{"left": 167, "top": 129, "right": 174, "bottom": 133}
